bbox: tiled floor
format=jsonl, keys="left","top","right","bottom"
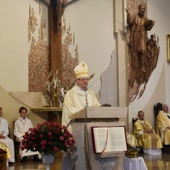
{"left": 141, "top": 153, "right": 170, "bottom": 170}
{"left": 8, "top": 153, "right": 170, "bottom": 170}
{"left": 8, "top": 158, "right": 62, "bottom": 170}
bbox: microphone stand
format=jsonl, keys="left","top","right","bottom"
{"left": 84, "top": 90, "right": 91, "bottom": 170}
{"left": 85, "top": 90, "right": 88, "bottom": 121}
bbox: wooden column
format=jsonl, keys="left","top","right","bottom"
{"left": 49, "top": 3, "right": 62, "bottom": 73}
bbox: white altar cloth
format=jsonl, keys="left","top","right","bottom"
{"left": 20, "top": 149, "right": 39, "bottom": 158}
{"left": 124, "top": 156, "right": 148, "bottom": 170}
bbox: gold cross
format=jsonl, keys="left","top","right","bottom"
{"left": 82, "top": 63, "right": 85, "bottom": 68}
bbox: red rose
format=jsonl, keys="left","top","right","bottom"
{"left": 59, "top": 136, "right": 64, "bottom": 141}
{"left": 48, "top": 141, "right": 52, "bottom": 145}
{"left": 21, "top": 145, "right": 25, "bottom": 150}
{"left": 41, "top": 145, "right": 46, "bottom": 149}
{"left": 53, "top": 147, "right": 59, "bottom": 152}
{"left": 33, "top": 143, "right": 37, "bottom": 148}
{"left": 39, "top": 134, "right": 44, "bottom": 138}
{"left": 47, "top": 132, "right": 52, "bottom": 136}
{"left": 41, "top": 140, "right": 47, "bottom": 145}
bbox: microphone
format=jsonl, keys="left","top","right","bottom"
{"left": 85, "top": 89, "right": 88, "bottom": 106}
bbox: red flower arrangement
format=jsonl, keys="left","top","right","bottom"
{"left": 21, "top": 121, "right": 75, "bottom": 156}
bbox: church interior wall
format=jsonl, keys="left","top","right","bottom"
{"left": 0, "top": 0, "right": 170, "bottom": 134}
{"left": 63, "top": 0, "right": 115, "bottom": 95}
{"left": 128, "top": 0, "right": 170, "bottom": 132}
{"left": 0, "top": 0, "right": 49, "bottom": 135}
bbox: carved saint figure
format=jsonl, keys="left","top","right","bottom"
{"left": 126, "top": 3, "right": 159, "bottom": 102}
{"left": 127, "top": 3, "right": 155, "bottom": 71}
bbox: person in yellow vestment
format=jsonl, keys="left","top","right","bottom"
{"left": 126, "top": 132, "right": 139, "bottom": 148}
{"left": 0, "top": 141, "right": 11, "bottom": 160}
{"left": 156, "top": 104, "right": 170, "bottom": 145}
{"left": 62, "top": 61, "right": 101, "bottom": 133}
{"left": 134, "top": 111, "right": 162, "bottom": 155}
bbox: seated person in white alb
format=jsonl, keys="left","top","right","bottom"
{"left": 156, "top": 104, "right": 170, "bottom": 145}
{"left": 14, "top": 106, "right": 41, "bottom": 163}
{"left": 134, "top": 111, "right": 162, "bottom": 155}
{"left": 0, "top": 107, "right": 15, "bottom": 163}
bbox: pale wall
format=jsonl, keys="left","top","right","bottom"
{"left": 0, "top": 0, "right": 49, "bottom": 136}
{"left": 0, "top": 86, "right": 47, "bottom": 139}
{"left": 0, "top": 0, "right": 49, "bottom": 92}
{"left": 64, "top": 0, "right": 170, "bottom": 132}
{"left": 64, "top": 0, "right": 115, "bottom": 94}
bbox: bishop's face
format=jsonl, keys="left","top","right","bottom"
{"left": 77, "top": 77, "right": 89, "bottom": 91}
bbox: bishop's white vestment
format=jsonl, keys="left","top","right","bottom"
{"left": 62, "top": 85, "right": 100, "bottom": 133}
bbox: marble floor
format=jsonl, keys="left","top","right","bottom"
{"left": 8, "top": 158, "right": 62, "bottom": 170}
{"left": 141, "top": 153, "right": 170, "bottom": 170}
{"left": 7, "top": 153, "right": 170, "bottom": 170}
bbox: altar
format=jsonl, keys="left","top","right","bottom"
{"left": 124, "top": 157, "right": 147, "bottom": 170}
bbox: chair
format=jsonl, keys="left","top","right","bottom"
{"left": 132, "top": 117, "right": 138, "bottom": 133}
{"left": 0, "top": 148, "right": 7, "bottom": 170}
{"left": 153, "top": 103, "right": 162, "bottom": 130}
{"left": 13, "top": 121, "right": 20, "bottom": 162}
{"left": 154, "top": 103, "right": 163, "bottom": 118}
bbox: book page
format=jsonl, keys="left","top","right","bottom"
{"left": 93, "top": 127, "right": 111, "bottom": 153}
{"left": 108, "top": 127, "right": 127, "bottom": 151}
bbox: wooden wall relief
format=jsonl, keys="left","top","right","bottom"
{"left": 42, "top": 16, "right": 79, "bottom": 107}
{"left": 28, "top": 5, "right": 38, "bottom": 42}
{"left": 61, "top": 16, "right": 79, "bottom": 89}
{"left": 28, "top": 1, "right": 79, "bottom": 95}
{"left": 28, "top": 5, "right": 49, "bottom": 92}
{"left": 126, "top": 0, "right": 160, "bottom": 103}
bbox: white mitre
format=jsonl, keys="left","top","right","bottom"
{"left": 74, "top": 61, "right": 89, "bottom": 79}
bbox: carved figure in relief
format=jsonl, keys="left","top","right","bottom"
{"left": 51, "top": 0, "right": 66, "bottom": 32}
{"left": 126, "top": 2, "right": 160, "bottom": 103}
{"left": 146, "top": 34, "right": 159, "bottom": 70}
{"left": 127, "top": 3, "right": 155, "bottom": 72}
